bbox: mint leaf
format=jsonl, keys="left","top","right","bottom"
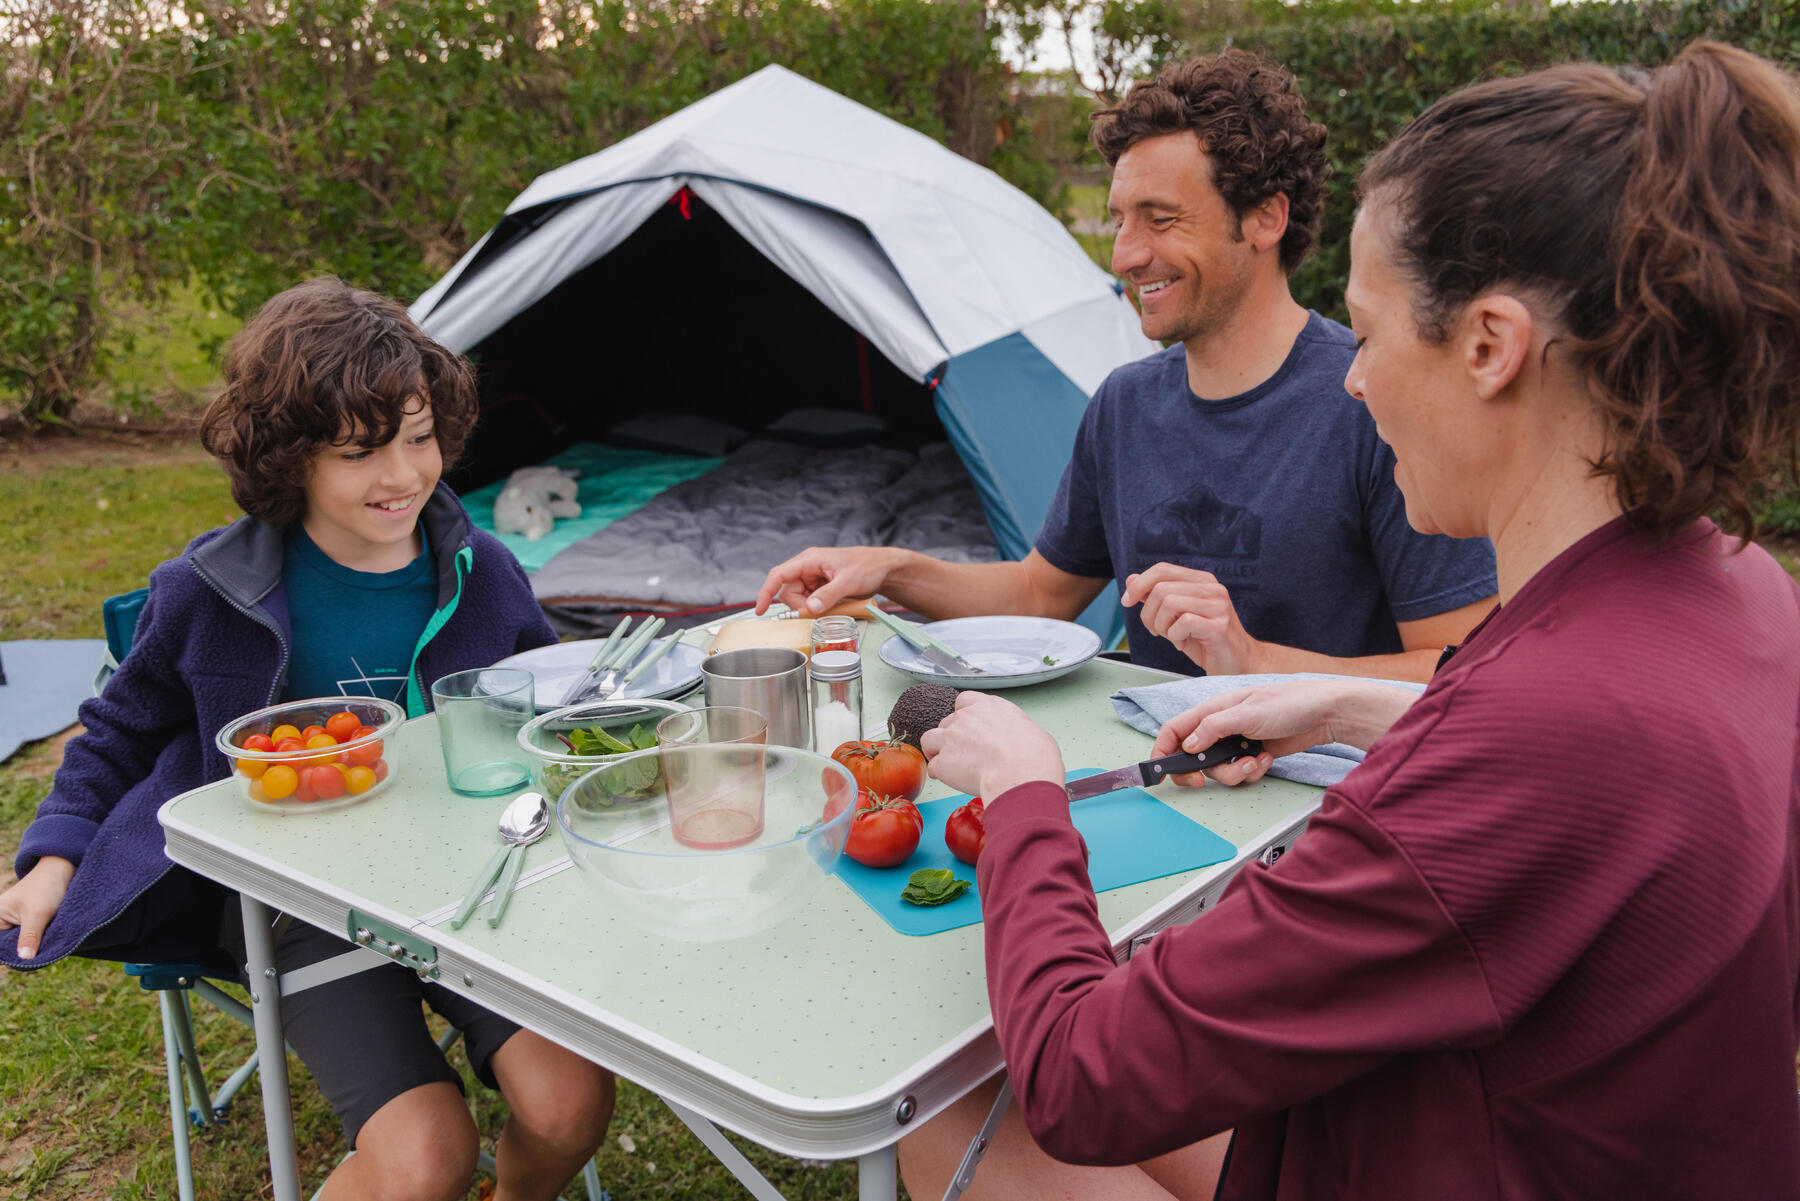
{"left": 628, "top": 723, "right": 658, "bottom": 751}
{"left": 900, "top": 867, "right": 972, "bottom": 906}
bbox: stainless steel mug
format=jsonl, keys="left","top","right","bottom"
{"left": 700, "top": 647, "right": 811, "bottom": 749}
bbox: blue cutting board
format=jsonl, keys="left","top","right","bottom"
{"left": 835, "top": 769, "right": 1237, "bottom": 937}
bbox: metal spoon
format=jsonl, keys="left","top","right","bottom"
{"left": 449, "top": 791, "right": 550, "bottom": 930}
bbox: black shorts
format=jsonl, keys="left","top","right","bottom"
{"left": 224, "top": 915, "right": 521, "bottom": 1148}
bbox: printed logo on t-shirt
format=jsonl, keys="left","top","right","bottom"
{"left": 336, "top": 658, "right": 408, "bottom": 704}
{"left": 1135, "top": 481, "right": 1262, "bottom": 588}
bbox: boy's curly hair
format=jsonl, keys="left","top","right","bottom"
{"left": 199, "top": 277, "right": 477, "bottom": 526}
{"left": 1092, "top": 49, "right": 1330, "bottom": 274}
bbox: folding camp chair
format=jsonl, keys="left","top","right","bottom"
{"left": 100, "top": 589, "right": 606, "bottom": 1201}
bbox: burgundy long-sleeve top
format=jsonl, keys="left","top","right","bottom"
{"left": 979, "top": 517, "right": 1800, "bottom": 1200}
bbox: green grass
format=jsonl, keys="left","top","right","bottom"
{"left": 0, "top": 444, "right": 241, "bottom": 640}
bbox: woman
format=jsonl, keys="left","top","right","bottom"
{"left": 907, "top": 41, "right": 1800, "bottom": 1201}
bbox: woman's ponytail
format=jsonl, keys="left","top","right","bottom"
{"left": 1362, "top": 40, "right": 1800, "bottom": 540}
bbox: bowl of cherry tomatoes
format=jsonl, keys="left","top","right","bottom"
{"left": 214, "top": 697, "right": 404, "bottom": 813}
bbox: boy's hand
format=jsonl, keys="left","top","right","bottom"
{"left": 0, "top": 856, "right": 75, "bottom": 959}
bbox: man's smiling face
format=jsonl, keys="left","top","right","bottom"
{"left": 1108, "top": 131, "right": 1259, "bottom": 347}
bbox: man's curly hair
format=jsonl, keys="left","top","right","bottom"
{"left": 1093, "top": 49, "right": 1330, "bottom": 274}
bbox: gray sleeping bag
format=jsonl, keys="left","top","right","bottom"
{"left": 529, "top": 439, "right": 998, "bottom": 606}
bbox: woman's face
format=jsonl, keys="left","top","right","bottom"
{"left": 1343, "top": 201, "right": 1488, "bottom": 539}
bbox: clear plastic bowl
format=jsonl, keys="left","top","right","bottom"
{"left": 214, "top": 697, "right": 404, "bottom": 813}
{"left": 516, "top": 698, "right": 690, "bottom": 803}
{"left": 556, "top": 744, "right": 858, "bottom": 942}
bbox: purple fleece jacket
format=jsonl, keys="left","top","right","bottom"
{"left": 4, "top": 483, "right": 555, "bottom": 970}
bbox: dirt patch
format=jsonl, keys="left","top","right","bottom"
{"left": 0, "top": 424, "right": 211, "bottom": 475}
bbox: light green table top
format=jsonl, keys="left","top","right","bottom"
{"left": 161, "top": 623, "right": 1323, "bottom": 1158}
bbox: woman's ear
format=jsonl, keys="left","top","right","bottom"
{"left": 1460, "top": 294, "right": 1533, "bottom": 401}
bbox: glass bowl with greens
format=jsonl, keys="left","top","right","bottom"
{"left": 516, "top": 698, "right": 690, "bottom": 805}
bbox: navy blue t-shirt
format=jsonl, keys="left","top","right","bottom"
{"left": 281, "top": 529, "right": 438, "bottom": 705}
{"left": 1036, "top": 311, "right": 1497, "bottom": 676}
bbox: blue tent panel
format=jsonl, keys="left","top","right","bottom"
{"left": 934, "top": 334, "right": 1124, "bottom": 646}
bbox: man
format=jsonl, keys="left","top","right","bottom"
{"left": 757, "top": 51, "right": 1495, "bottom": 681}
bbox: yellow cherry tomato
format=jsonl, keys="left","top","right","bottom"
{"left": 262, "top": 764, "right": 299, "bottom": 800}
{"left": 270, "top": 724, "right": 302, "bottom": 744}
{"left": 247, "top": 777, "right": 271, "bottom": 804}
{"left": 343, "top": 765, "right": 377, "bottom": 795}
{"left": 305, "top": 733, "right": 338, "bottom": 750}
{"left": 237, "top": 756, "right": 269, "bottom": 779}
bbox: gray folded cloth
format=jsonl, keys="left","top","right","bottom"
{"left": 1110, "top": 672, "right": 1427, "bottom": 788}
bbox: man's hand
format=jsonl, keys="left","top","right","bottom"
{"left": 1151, "top": 680, "right": 1415, "bottom": 788}
{"left": 0, "top": 856, "right": 75, "bottom": 960}
{"left": 921, "top": 692, "right": 1065, "bottom": 805}
{"left": 755, "top": 546, "right": 906, "bottom": 616}
{"left": 1122, "top": 563, "right": 1263, "bottom": 675}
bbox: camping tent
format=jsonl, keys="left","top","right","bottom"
{"left": 410, "top": 64, "right": 1154, "bottom": 638}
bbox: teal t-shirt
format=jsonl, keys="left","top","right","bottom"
{"left": 281, "top": 529, "right": 437, "bottom": 705}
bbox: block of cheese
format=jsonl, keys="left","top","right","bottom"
{"left": 708, "top": 617, "right": 818, "bottom": 658}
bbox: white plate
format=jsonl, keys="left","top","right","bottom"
{"left": 877, "top": 616, "right": 1102, "bottom": 689}
{"left": 495, "top": 638, "right": 708, "bottom": 711}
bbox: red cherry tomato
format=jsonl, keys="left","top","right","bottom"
{"left": 830, "top": 739, "right": 927, "bottom": 801}
{"left": 241, "top": 733, "right": 275, "bottom": 753}
{"left": 844, "top": 793, "right": 922, "bottom": 868}
{"left": 945, "top": 797, "right": 986, "bottom": 866}
{"left": 275, "top": 737, "right": 304, "bottom": 754}
{"left": 372, "top": 759, "right": 390, "bottom": 783}
{"left": 299, "top": 725, "right": 327, "bottom": 743}
{"left": 323, "top": 712, "right": 361, "bottom": 743}
{"left": 310, "top": 764, "right": 346, "bottom": 800}
{"left": 345, "top": 736, "right": 383, "bottom": 768}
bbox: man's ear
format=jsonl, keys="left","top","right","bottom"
{"left": 1242, "top": 193, "right": 1290, "bottom": 255}
{"left": 1461, "top": 294, "right": 1533, "bottom": 401}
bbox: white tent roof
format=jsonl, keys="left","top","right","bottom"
{"left": 411, "top": 64, "right": 1152, "bottom": 395}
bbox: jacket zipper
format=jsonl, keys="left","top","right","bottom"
{"left": 405, "top": 544, "right": 473, "bottom": 717}
{"left": 190, "top": 561, "right": 291, "bottom": 707}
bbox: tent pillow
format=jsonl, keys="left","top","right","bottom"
{"left": 609, "top": 414, "right": 750, "bottom": 458}
{"left": 762, "top": 407, "right": 889, "bottom": 447}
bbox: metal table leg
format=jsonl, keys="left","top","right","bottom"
{"left": 240, "top": 895, "right": 302, "bottom": 1201}
{"left": 858, "top": 1144, "right": 898, "bottom": 1201}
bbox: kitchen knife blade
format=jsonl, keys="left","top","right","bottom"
{"left": 1065, "top": 736, "right": 1264, "bottom": 801}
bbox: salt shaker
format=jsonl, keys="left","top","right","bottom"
{"left": 809, "top": 650, "right": 864, "bottom": 754}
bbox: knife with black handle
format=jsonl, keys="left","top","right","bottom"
{"left": 1065, "top": 736, "right": 1264, "bottom": 801}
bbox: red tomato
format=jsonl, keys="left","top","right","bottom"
{"left": 372, "top": 759, "right": 390, "bottom": 783}
{"left": 299, "top": 725, "right": 327, "bottom": 743}
{"left": 844, "top": 795, "right": 923, "bottom": 868}
{"left": 345, "top": 736, "right": 383, "bottom": 768}
{"left": 309, "top": 764, "right": 346, "bottom": 800}
{"left": 275, "top": 737, "right": 304, "bottom": 754}
{"left": 241, "top": 733, "right": 275, "bottom": 753}
{"left": 945, "top": 797, "right": 986, "bottom": 866}
{"left": 323, "top": 711, "right": 361, "bottom": 743}
{"left": 830, "top": 739, "right": 927, "bottom": 802}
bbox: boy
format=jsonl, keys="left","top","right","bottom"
{"left": 0, "top": 277, "right": 612, "bottom": 1200}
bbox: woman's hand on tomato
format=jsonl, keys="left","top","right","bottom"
{"left": 920, "top": 693, "right": 1064, "bottom": 809}
{"left": 830, "top": 739, "right": 927, "bottom": 801}
{"left": 844, "top": 793, "right": 922, "bottom": 868}
{"left": 945, "top": 797, "right": 985, "bottom": 865}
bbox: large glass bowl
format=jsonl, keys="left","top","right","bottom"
{"left": 516, "top": 698, "right": 689, "bottom": 803}
{"left": 214, "top": 697, "right": 404, "bottom": 813}
{"left": 556, "top": 744, "right": 857, "bottom": 942}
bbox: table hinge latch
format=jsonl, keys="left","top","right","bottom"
{"left": 348, "top": 910, "right": 440, "bottom": 981}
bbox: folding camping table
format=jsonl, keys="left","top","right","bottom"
{"left": 158, "top": 627, "right": 1325, "bottom": 1201}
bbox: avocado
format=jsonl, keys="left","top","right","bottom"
{"left": 887, "top": 683, "right": 960, "bottom": 748}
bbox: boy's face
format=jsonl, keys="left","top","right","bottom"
{"left": 300, "top": 398, "right": 442, "bottom": 572}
